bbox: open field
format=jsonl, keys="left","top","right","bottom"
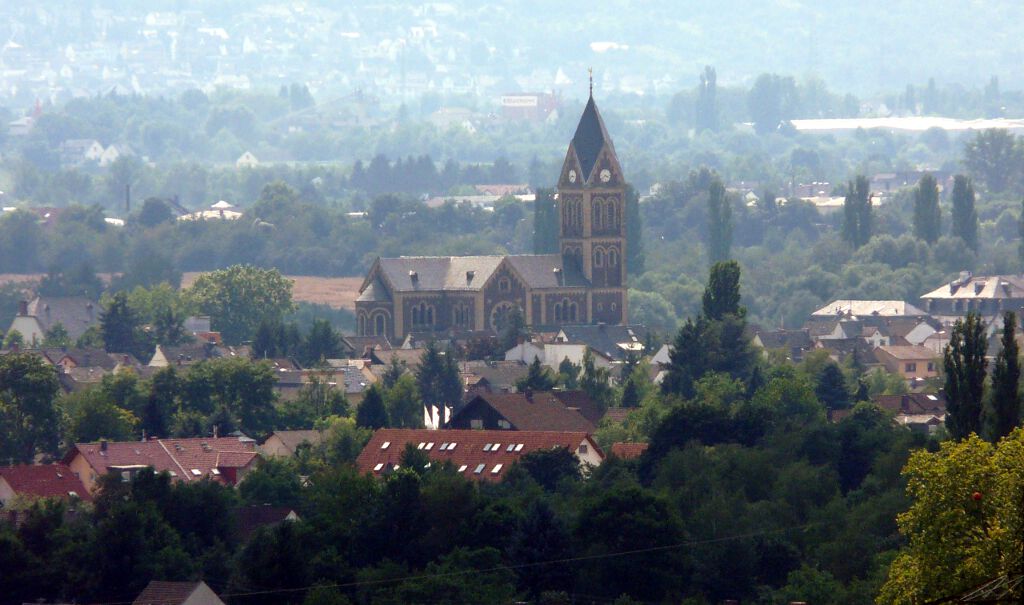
{"left": 0, "top": 273, "right": 364, "bottom": 311}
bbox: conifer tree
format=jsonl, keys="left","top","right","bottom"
{"left": 944, "top": 312, "right": 987, "bottom": 440}
{"left": 815, "top": 363, "right": 850, "bottom": 410}
{"left": 707, "top": 178, "right": 733, "bottom": 264}
{"left": 912, "top": 173, "right": 941, "bottom": 244}
{"left": 702, "top": 260, "right": 744, "bottom": 320}
{"left": 986, "top": 311, "right": 1020, "bottom": 441}
{"left": 621, "top": 378, "right": 640, "bottom": 408}
{"left": 100, "top": 292, "right": 140, "bottom": 355}
{"left": 842, "top": 175, "right": 872, "bottom": 248}
{"left": 518, "top": 356, "right": 556, "bottom": 392}
{"left": 951, "top": 175, "right": 979, "bottom": 251}
{"left": 355, "top": 384, "right": 388, "bottom": 429}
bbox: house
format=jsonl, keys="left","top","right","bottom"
{"left": 875, "top": 345, "right": 940, "bottom": 382}
{"left": 459, "top": 360, "right": 530, "bottom": 393}
{"left": 0, "top": 464, "right": 92, "bottom": 506}
{"left": 178, "top": 200, "right": 244, "bottom": 222}
{"left": 752, "top": 329, "right": 813, "bottom": 361}
{"left": 919, "top": 272, "right": 1024, "bottom": 324}
{"left": 811, "top": 299, "right": 929, "bottom": 319}
{"left": 261, "top": 429, "right": 325, "bottom": 458}
{"left": 63, "top": 436, "right": 259, "bottom": 493}
{"left": 356, "top": 428, "right": 604, "bottom": 482}
{"left": 59, "top": 138, "right": 105, "bottom": 166}
{"left": 552, "top": 324, "right": 648, "bottom": 362}
{"left": 133, "top": 581, "right": 225, "bottom": 605}
{"left": 448, "top": 391, "right": 596, "bottom": 432}
{"left": 236, "top": 504, "right": 299, "bottom": 541}
{"left": 355, "top": 94, "right": 629, "bottom": 341}
{"left": 609, "top": 442, "right": 648, "bottom": 459}
{"left": 873, "top": 392, "right": 947, "bottom": 434}
{"left": 7, "top": 297, "right": 100, "bottom": 345}
{"left": 149, "top": 340, "right": 224, "bottom": 367}
{"left": 99, "top": 143, "right": 133, "bottom": 167}
{"left": 236, "top": 151, "right": 259, "bottom": 168}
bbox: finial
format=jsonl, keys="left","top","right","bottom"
{"left": 588, "top": 67, "right": 593, "bottom": 97}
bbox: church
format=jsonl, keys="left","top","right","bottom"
{"left": 355, "top": 93, "right": 628, "bottom": 341}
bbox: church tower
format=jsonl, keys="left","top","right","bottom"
{"left": 556, "top": 90, "right": 627, "bottom": 325}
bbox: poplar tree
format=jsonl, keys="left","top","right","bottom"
{"left": 625, "top": 184, "right": 645, "bottom": 275}
{"left": 842, "top": 175, "right": 872, "bottom": 248}
{"left": 944, "top": 312, "right": 987, "bottom": 440}
{"left": 532, "top": 188, "right": 559, "bottom": 254}
{"left": 912, "top": 173, "right": 941, "bottom": 244}
{"left": 950, "top": 175, "right": 978, "bottom": 251}
{"left": 986, "top": 311, "right": 1020, "bottom": 441}
{"left": 707, "top": 178, "right": 732, "bottom": 264}
{"left": 702, "top": 260, "right": 743, "bottom": 320}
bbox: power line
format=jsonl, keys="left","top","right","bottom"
{"left": 81, "top": 521, "right": 820, "bottom": 605}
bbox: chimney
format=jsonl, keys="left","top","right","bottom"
{"left": 466, "top": 270, "right": 475, "bottom": 283}
{"left": 100, "top": 439, "right": 108, "bottom": 452}
{"left": 141, "top": 429, "right": 146, "bottom": 442}
{"left": 524, "top": 388, "right": 533, "bottom": 402}
{"left": 17, "top": 300, "right": 27, "bottom": 316}
{"left": 212, "top": 425, "right": 219, "bottom": 439}
{"left": 409, "top": 270, "right": 418, "bottom": 283}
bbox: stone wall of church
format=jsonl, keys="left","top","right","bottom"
{"left": 591, "top": 291, "right": 625, "bottom": 324}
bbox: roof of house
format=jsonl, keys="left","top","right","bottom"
{"left": 342, "top": 335, "right": 393, "bottom": 357}
{"left": 0, "top": 463, "right": 92, "bottom": 501}
{"left": 602, "top": 408, "right": 634, "bottom": 424}
{"left": 236, "top": 505, "right": 298, "bottom": 540}
{"left": 609, "top": 442, "right": 648, "bottom": 459}
{"left": 356, "top": 428, "right": 601, "bottom": 482}
{"left": 133, "top": 581, "right": 221, "bottom": 605}
{"left": 25, "top": 296, "right": 100, "bottom": 339}
{"left": 876, "top": 345, "right": 939, "bottom": 360}
{"left": 459, "top": 360, "right": 530, "bottom": 392}
{"left": 873, "top": 392, "right": 947, "bottom": 415}
{"left": 921, "top": 274, "right": 1024, "bottom": 300}
{"left": 263, "top": 430, "right": 325, "bottom": 454}
{"left": 811, "top": 300, "right": 928, "bottom": 317}
{"left": 554, "top": 324, "right": 647, "bottom": 360}
{"left": 551, "top": 390, "right": 605, "bottom": 425}
{"left": 754, "top": 329, "right": 813, "bottom": 350}
{"left": 454, "top": 391, "right": 596, "bottom": 432}
{"left": 370, "top": 254, "right": 588, "bottom": 295}
{"left": 64, "top": 437, "right": 258, "bottom": 485}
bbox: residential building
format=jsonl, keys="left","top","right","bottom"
{"left": 873, "top": 392, "right": 947, "bottom": 434}
{"left": 355, "top": 428, "right": 603, "bottom": 482}
{"left": 875, "top": 345, "right": 940, "bottom": 382}
{"left": 355, "top": 93, "right": 628, "bottom": 340}
{"left": 8, "top": 297, "right": 100, "bottom": 345}
{"left": 609, "top": 442, "right": 648, "bottom": 459}
{"left": 133, "top": 581, "right": 225, "bottom": 605}
{"left": 448, "top": 391, "right": 596, "bottom": 432}
{"left": 920, "top": 272, "right": 1024, "bottom": 324}
{"left": 0, "top": 464, "right": 92, "bottom": 506}
{"left": 811, "top": 299, "right": 930, "bottom": 319}
{"left": 261, "top": 429, "right": 325, "bottom": 458}
{"left": 63, "top": 436, "right": 259, "bottom": 493}
{"left": 752, "top": 329, "right": 813, "bottom": 361}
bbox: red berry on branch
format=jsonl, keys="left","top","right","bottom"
{"left": 972, "top": 491, "right": 982, "bottom": 501}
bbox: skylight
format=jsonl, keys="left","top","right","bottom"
{"left": 417, "top": 442, "right": 426, "bottom": 449}
{"left": 447, "top": 443, "right": 457, "bottom": 450}
{"left": 483, "top": 443, "right": 493, "bottom": 451}
{"left": 474, "top": 463, "right": 486, "bottom": 474}
{"left": 211, "top": 468, "right": 221, "bottom": 475}
{"left": 374, "top": 463, "right": 384, "bottom": 471}
{"left": 440, "top": 442, "right": 449, "bottom": 450}
{"left": 506, "top": 444, "right": 515, "bottom": 452}
{"left": 381, "top": 441, "right": 391, "bottom": 449}
{"left": 492, "top": 443, "right": 501, "bottom": 451}
{"left": 491, "top": 464, "right": 503, "bottom": 474}
{"left": 458, "top": 465, "right": 468, "bottom": 472}
{"left": 425, "top": 442, "right": 434, "bottom": 450}
{"left": 190, "top": 469, "right": 202, "bottom": 476}
{"left": 514, "top": 444, "right": 524, "bottom": 452}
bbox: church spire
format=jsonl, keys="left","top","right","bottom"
{"left": 588, "top": 67, "right": 593, "bottom": 98}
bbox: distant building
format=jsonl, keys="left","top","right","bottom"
{"left": 872, "top": 392, "right": 947, "bottom": 434}
{"left": 178, "top": 200, "right": 243, "bottom": 222}
{"left": 919, "top": 272, "right": 1024, "bottom": 324}
{"left": 448, "top": 391, "right": 597, "bottom": 432}
{"left": 261, "top": 429, "right": 325, "bottom": 458}
{"left": 0, "top": 463, "right": 92, "bottom": 506}
{"left": 875, "top": 345, "right": 940, "bottom": 382}
{"left": 236, "top": 151, "right": 259, "bottom": 168}
{"left": 8, "top": 297, "right": 100, "bottom": 345}
{"left": 132, "top": 581, "right": 226, "bottom": 605}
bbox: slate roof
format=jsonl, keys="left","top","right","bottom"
{"left": 357, "top": 429, "right": 602, "bottom": 482}
{"left": 236, "top": 505, "right": 298, "bottom": 540}
{"left": 555, "top": 324, "right": 647, "bottom": 360}
{"left": 609, "top": 442, "right": 648, "bottom": 459}
{"left": 459, "top": 360, "right": 530, "bottom": 393}
{"left": 64, "top": 437, "right": 258, "bottom": 485}
{"left": 356, "top": 278, "right": 391, "bottom": 302}
{"left": 551, "top": 390, "right": 604, "bottom": 425}
{"left": 811, "top": 300, "right": 928, "bottom": 317}
{"left": 921, "top": 274, "right": 1024, "bottom": 300}
{"left": 133, "top": 581, "right": 220, "bottom": 605}
{"left": 572, "top": 96, "right": 612, "bottom": 181}
{"left": 754, "top": 329, "right": 813, "bottom": 350}
{"left": 873, "top": 393, "right": 947, "bottom": 415}
{"left": 0, "top": 463, "right": 92, "bottom": 501}
{"left": 371, "top": 254, "right": 588, "bottom": 294}
{"left": 25, "top": 296, "right": 100, "bottom": 340}
{"left": 455, "top": 392, "right": 596, "bottom": 432}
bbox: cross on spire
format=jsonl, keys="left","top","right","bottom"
{"left": 588, "top": 67, "right": 593, "bottom": 97}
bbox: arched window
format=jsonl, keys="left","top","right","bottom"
{"left": 554, "top": 303, "right": 563, "bottom": 321}
{"left": 426, "top": 306, "right": 433, "bottom": 325}
{"left": 592, "top": 199, "right": 603, "bottom": 230}
{"left": 593, "top": 248, "right": 604, "bottom": 268}
{"left": 358, "top": 314, "right": 366, "bottom": 335}
{"left": 374, "top": 314, "right": 386, "bottom": 336}
{"left": 498, "top": 277, "right": 511, "bottom": 293}
{"left": 569, "top": 302, "right": 578, "bottom": 322}
{"left": 575, "top": 200, "right": 583, "bottom": 228}
{"left": 608, "top": 248, "right": 619, "bottom": 267}
{"left": 412, "top": 306, "right": 421, "bottom": 325}
{"left": 607, "top": 201, "right": 617, "bottom": 228}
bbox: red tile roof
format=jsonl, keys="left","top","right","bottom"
{"left": 0, "top": 464, "right": 91, "bottom": 501}
{"left": 609, "top": 442, "right": 648, "bottom": 459}
{"left": 64, "top": 437, "right": 258, "bottom": 485}
{"left": 356, "top": 428, "right": 602, "bottom": 482}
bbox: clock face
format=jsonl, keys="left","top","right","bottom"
{"left": 600, "top": 169, "right": 611, "bottom": 183}
{"left": 568, "top": 170, "right": 577, "bottom": 183}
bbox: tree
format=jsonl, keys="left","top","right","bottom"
{"left": 951, "top": 175, "right": 979, "bottom": 252}
{"left": 695, "top": 65, "right": 718, "bottom": 133}
{"left": 517, "top": 356, "right": 557, "bottom": 392}
{"left": 136, "top": 197, "right": 175, "bottom": 228}
{"left": 625, "top": 184, "right": 645, "bottom": 275}
{"left": 944, "top": 312, "right": 987, "bottom": 440}
{"left": 842, "top": 175, "right": 872, "bottom": 249}
{"left": 963, "top": 128, "right": 1020, "bottom": 194}
{"left": 748, "top": 73, "right": 798, "bottom": 135}
{"left": 415, "top": 342, "right": 462, "bottom": 412}
{"left": 558, "top": 357, "right": 580, "bottom": 389}
{"left": 187, "top": 265, "right": 295, "bottom": 344}
{"left": 100, "top": 291, "right": 141, "bottom": 355}
{"left": 356, "top": 385, "right": 388, "bottom": 429}
{"left": 702, "top": 260, "right": 743, "bottom": 320}
{"left": 986, "top": 311, "right": 1020, "bottom": 442}
{"left": 62, "top": 388, "right": 138, "bottom": 442}
{"left": 510, "top": 448, "right": 581, "bottom": 491}
{"left": 1019, "top": 199, "right": 1024, "bottom": 272}
{"left": 384, "top": 374, "right": 422, "bottom": 428}
{"left": 0, "top": 353, "right": 61, "bottom": 462}
{"left": 580, "top": 349, "right": 613, "bottom": 408}
{"left": 912, "top": 173, "right": 941, "bottom": 244}
{"left": 707, "top": 178, "right": 732, "bottom": 264}
{"left": 878, "top": 433, "right": 1024, "bottom": 605}
{"left": 301, "top": 319, "right": 341, "bottom": 366}
{"left": 621, "top": 378, "right": 641, "bottom": 408}
{"left": 498, "top": 305, "right": 527, "bottom": 351}
{"left": 42, "top": 323, "right": 70, "bottom": 347}
{"left": 382, "top": 355, "right": 406, "bottom": 389}
{"left": 532, "top": 188, "right": 559, "bottom": 254}
{"left": 815, "top": 364, "right": 850, "bottom": 410}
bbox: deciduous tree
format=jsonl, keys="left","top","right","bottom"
{"left": 951, "top": 175, "right": 979, "bottom": 252}
{"left": 912, "top": 173, "right": 941, "bottom": 244}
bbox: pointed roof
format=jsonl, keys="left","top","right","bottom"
{"left": 571, "top": 96, "right": 613, "bottom": 181}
